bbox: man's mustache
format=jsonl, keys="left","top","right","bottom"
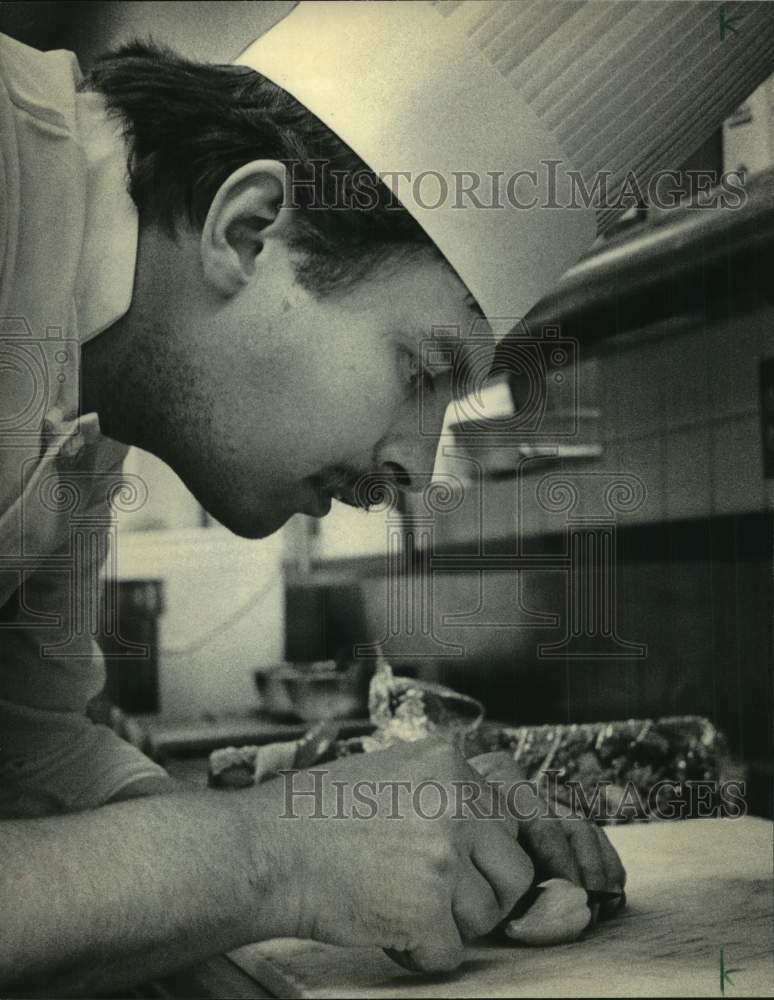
{"left": 315, "top": 466, "right": 398, "bottom": 511}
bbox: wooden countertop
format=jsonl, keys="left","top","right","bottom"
{"left": 159, "top": 816, "right": 772, "bottom": 999}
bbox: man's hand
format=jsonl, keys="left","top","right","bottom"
{"left": 469, "top": 751, "right": 626, "bottom": 904}
{"left": 255, "top": 739, "right": 534, "bottom": 972}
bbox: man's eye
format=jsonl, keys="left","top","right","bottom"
{"left": 406, "top": 352, "right": 435, "bottom": 393}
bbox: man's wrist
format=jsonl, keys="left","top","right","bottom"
{"left": 225, "top": 777, "right": 304, "bottom": 942}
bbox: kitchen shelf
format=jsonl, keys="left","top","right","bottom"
{"left": 519, "top": 166, "right": 774, "bottom": 345}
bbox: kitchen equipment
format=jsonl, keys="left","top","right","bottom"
{"left": 207, "top": 720, "right": 341, "bottom": 788}
{"left": 254, "top": 661, "right": 372, "bottom": 722}
{"left": 292, "top": 720, "right": 341, "bottom": 769}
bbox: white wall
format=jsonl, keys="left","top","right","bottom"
{"left": 114, "top": 527, "right": 285, "bottom": 719}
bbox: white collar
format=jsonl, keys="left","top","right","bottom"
{"left": 73, "top": 90, "right": 138, "bottom": 345}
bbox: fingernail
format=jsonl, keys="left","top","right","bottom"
{"left": 384, "top": 948, "right": 421, "bottom": 972}
{"left": 599, "top": 891, "right": 626, "bottom": 921}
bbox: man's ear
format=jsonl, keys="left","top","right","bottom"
{"left": 200, "top": 160, "right": 290, "bottom": 296}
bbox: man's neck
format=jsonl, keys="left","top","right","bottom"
{"left": 79, "top": 223, "right": 171, "bottom": 446}
{"left": 80, "top": 312, "right": 131, "bottom": 440}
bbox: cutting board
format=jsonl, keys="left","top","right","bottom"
{"left": 229, "top": 817, "right": 773, "bottom": 998}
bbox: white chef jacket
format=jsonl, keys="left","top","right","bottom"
{"left": 0, "top": 33, "right": 169, "bottom": 817}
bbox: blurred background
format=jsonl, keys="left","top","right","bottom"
{"left": 3, "top": 1, "right": 771, "bottom": 814}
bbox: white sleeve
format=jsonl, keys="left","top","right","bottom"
{"left": 0, "top": 443, "right": 169, "bottom": 818}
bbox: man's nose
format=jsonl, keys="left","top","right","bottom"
{"left": 374, "top": 401, "right": 447, "bottom": 496}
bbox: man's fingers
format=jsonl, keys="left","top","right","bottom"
{"left": 469, "top": 749, "right": 621, "bottom": 896}
{"left": 593, "top": 823, "right": 627, "bottom": 892}
{"left": 591, "top": 825, "right": 627, "bottom": 920}
{"left": 452, "top": 861, "right": 505, "bottom": 941}
{"left": 469, "top": 809, "right": 535, "bottom": 918}
{"left": 404, "top": 914, "right": 464, "bottom": 973}
{"left": 468, "top": 751, "right": 523, "bottom": 782}
{"left": 563, "top": 817, "right": 607, "bottom": 892}
{"left": 518, "top": 812, "right": 582, "bottom": 886}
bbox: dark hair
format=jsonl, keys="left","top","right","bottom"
{"left": 83, "top": 40, "right": 435, "bottom": 292}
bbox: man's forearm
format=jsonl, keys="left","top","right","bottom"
{"left": 0, "top": 785, "right": 292, "bottom": 996}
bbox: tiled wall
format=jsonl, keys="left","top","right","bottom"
{"left": 428, "top": 292, "right": 772, "bottom": 549}
{"left": 597, "top": 297, "right": 771, "bottom": 522}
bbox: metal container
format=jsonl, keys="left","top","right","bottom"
{"left": 254, "top": 661, "right": 371, "bottom": 721}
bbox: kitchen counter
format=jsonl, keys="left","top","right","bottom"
{"left": 154, "top": 816, "right": 772, "bottom": 998}
{"left": 138, "top": 714, "right": 371, "bottom": 760}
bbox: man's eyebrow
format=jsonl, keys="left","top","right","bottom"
{"left": 428, "top": 335, "right": 486, "bottom": 400}
{"left": 423, "top": 294, "right": 493, "bottom": 397}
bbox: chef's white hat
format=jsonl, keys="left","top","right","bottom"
{"left": 237, "top": 1, "right": 774, "bottom": 334}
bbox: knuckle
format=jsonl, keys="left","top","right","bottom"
{"left": 427, "top": 838, "right": 457, "bottom": 875}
